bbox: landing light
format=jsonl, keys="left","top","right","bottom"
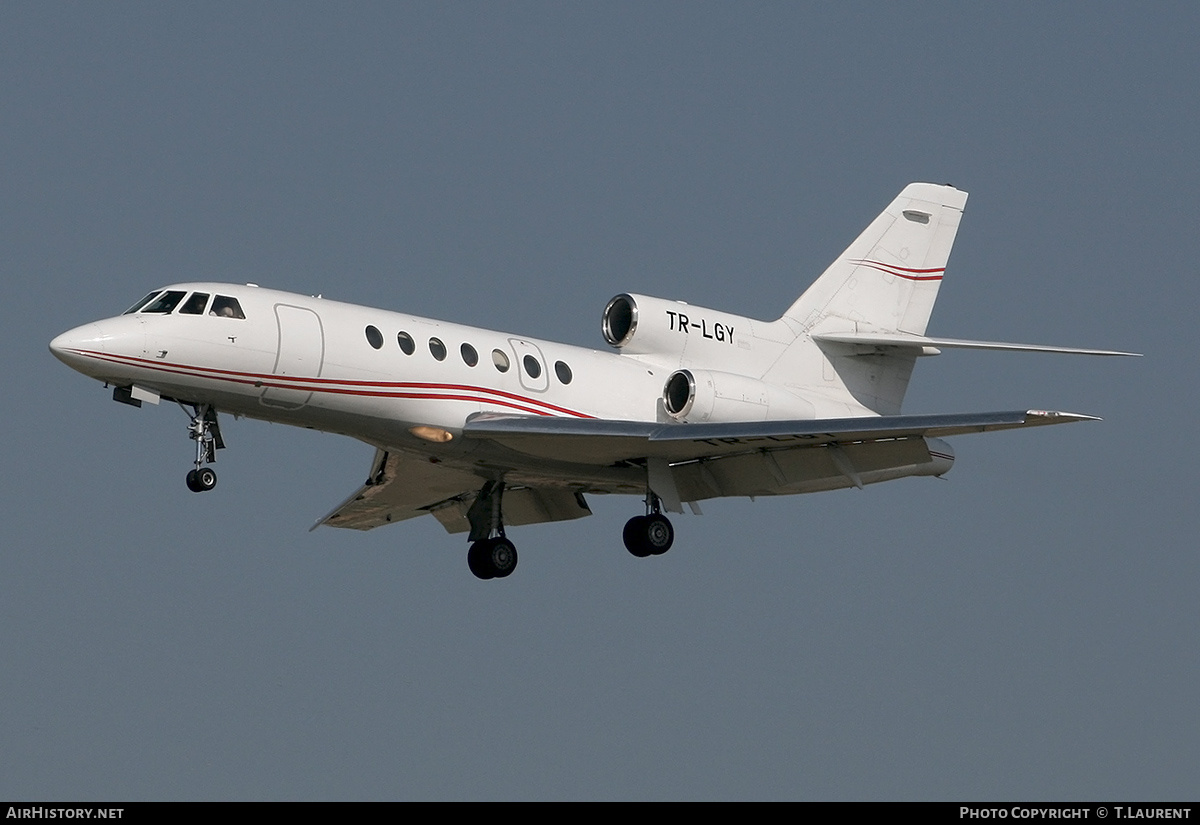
{"left": 409, "top": 425, "right": 454, "bottom": 443}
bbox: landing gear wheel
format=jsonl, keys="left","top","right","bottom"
{"left": 623, "top": 516, "right": 652, "bottom": 557}
{"left": 488, "top": 537, "right": 518, "bottom": 578}
{"left": 624, "top": 514, "right": 674, "bottom": 557}
{"left": 644, "top": 513, "right": 673, "bottom": 555}
{"left": 186, "top": 466, "right": 216, "bottom": 492}
{"left": 468, "top": 537, "right": 519, "bottom": 580}
{"left": 195, "top": 466, "right": 217, "bottom": 492}
{"left": 468, "top": 540, "right": 495, "bottom": 580}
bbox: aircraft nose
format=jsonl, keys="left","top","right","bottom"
{"left": 49, "top": 322, "right": 107, "bottom": 369}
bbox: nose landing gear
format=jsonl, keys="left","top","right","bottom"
{"left": 180, "top": 403, "right": 223, "bottom": 493}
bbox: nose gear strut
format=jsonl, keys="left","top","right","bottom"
{"left": 180, "top": 402, "right": 224, "bottom": 492}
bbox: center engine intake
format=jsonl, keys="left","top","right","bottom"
{"left": 662, "top": 368, "right": 816, "bottom": 423}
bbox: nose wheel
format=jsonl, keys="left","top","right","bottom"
{"left": 186, "top": 466, "right": 217, "bottom": 492}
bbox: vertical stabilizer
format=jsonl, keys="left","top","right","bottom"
{"left": 767, "top": 183, "right": 968, "bottom": 416}
{"left": 783, "top": 182, "right": 967, "bottom": 335}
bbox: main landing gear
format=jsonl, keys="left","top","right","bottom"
{"left": 467, "top": 535, "right": 518, "bottom": 580}
{"left": 462, "top": 481, "right": 676, "bottom": 579}
{"left": 181, "top": 402, "right": 224, "bottom": 493}
{"left": 623, "top": 493, "right": 674, "bottom": 558}
{"left": 465, "top": 480, "right": 519, "bottom": 580}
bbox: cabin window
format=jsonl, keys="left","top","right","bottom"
{"left": 210, "top": 295, "right": 245, "bottom": 319}
{"left": 522, "top": 354, "right": 542, "bottom": 379}
{"left": 492, "top": 349, "right": 510, "bottom": 373}
{"left": 429, "top": 338, "right": 447, "bottom": 361}
{"left": 397, "top": 331, "right": 415, "bottom": 355}
{"left": 365, "top": 325, "right": 383, "bottom": 349}
{"left": 124, "top": 291, "right": 162, "bottom": 315}
{"left": 554, "top": 360, "right": 573, "bottom": 385}
{"left": 460, "top": 343, "right": 478, "bottom": 367}
{"left": 179, "top": 292, "right": 210, "bottom": 315}
{"left": 142, "top": 290, "right": 187, "bottom": 314}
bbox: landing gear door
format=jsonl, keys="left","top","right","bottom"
{"left": 261, "top": 304, "right": 324, "bottom": 409}
{"left": 508, "top": 338, "right": 549, "bottom": 393}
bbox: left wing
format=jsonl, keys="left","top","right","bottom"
{"left": 463, "top": 409, "right": 1099, "bottom": 465}
{"left": 464, "top": 409, "right": 1099, "bottom": 508}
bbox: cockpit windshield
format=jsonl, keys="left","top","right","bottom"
{"left": 141, "top": 291, "right": 187, "bottom": 314}
{"left": 123, "top": 291, "right": 162, "bottom": 315}
{"left": 121, "top": 290, "right": 246, "bottom": 319}
{"left": 179, "top": 292, "right": 210, "bottom": 315}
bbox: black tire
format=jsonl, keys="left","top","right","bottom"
{"left": 195, "top": 466, "right": 217, "bottom": 492}
{"left": 185, "top": 469, "right": 200, "bottom": 492}
{"left": 623, "top": 516, "right": 652, "bottom": 558}
{"left": 467, "top": 540, "right": 495, "bottom": 580}
{"left": 488, "top": 537, "right": 518, "bottom": 578}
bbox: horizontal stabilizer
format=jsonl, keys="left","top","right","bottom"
{"left": 813, "top": 331, "right": 1140, "bottom": 357}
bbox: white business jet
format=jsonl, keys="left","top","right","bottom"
{"left": 50, "top": 183, "right": 1136, "bottom": 579}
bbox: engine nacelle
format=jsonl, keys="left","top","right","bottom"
{"left": 602, "top": 293, "right": 746, "bottom": 357}
{"left": 662, "top": 369, "right": 816, "bottom": 424}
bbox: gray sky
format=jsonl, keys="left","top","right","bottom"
{"left": 3, "top": 3, "right": 1195, "bottom": 800}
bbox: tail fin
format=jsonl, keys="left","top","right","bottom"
{"left": 783, "top": 182, "right": 967, "bottom": 336}
{"left": 767, "top": 183, "right": 968, "bottom": 416}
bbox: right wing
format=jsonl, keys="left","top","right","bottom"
{"left": 312, "top": 448, "right": 592, "bottom": 534}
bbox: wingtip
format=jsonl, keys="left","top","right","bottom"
{"left": 1026, "top": 410, "right": 1103, "bottom": 423}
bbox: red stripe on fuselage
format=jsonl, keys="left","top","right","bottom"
{"left": 67, "top": 348, "right": 593, "bottom": 418}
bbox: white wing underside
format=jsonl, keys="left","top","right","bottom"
{"left": 314, "top": 409, "right": 1098, "bottom": 533}
{"left": 312, "top": 448, "right": 594, "bottom": 534}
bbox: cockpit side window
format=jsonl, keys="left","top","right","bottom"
{"left": 209, "top": 295, "right": 245, "bottom": 319}
{"left": 179, "top": 292, "right": 211, "bottom": 315}
{"left": 141, "top": 290, "right": 187, "bottom": 314}
{"left": 123, "top": 291, "right": 163, "bottom": 315}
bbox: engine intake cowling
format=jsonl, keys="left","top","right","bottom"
{"left": 602, "top": 293, "right": 747, "bottom": 357}
{"left": 662, "top": 369, "right": 816, "bottom": 424}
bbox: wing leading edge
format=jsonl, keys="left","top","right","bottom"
{"left": 462, "top": 409, "right": 1099, "bottom": 463}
